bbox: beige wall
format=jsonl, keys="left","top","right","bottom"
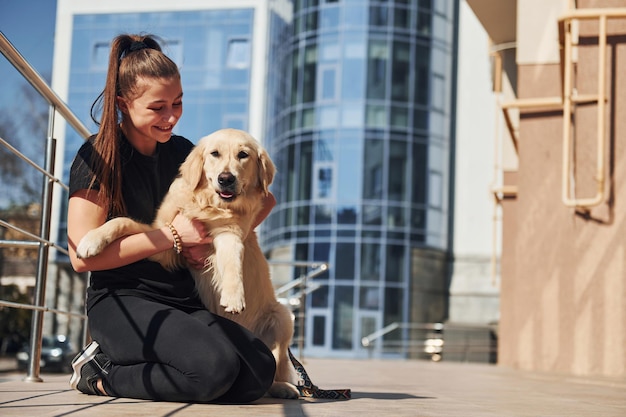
{"left": 499, "top": 2, "right": 626, "bottom": 377}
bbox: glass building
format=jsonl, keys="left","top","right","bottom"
{"left": 262, "top": 0, "right": 458, "bottom": 357}
{"left": 52, "top": 0, "right": 459, "bottom": 359}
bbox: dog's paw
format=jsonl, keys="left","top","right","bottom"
{"left": 76, "top": 231, "right": 110, "bottom": 259}
{"left": 220, "top": 292, "right": 246, "bottom": 314}
{"left": 267, "top": 381, "right": 300, "bottom": 399}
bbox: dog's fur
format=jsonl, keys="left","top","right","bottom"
{"left": 76, "top": 128, "right": 298, "bottom": 399}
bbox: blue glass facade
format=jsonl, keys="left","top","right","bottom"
{"left": 58, "top": 8, "right": 255, "bottom": 251}
{"left": 263, "top": 0, "right": 457, "bottom": 357}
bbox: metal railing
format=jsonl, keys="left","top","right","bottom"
{"left": 271, "top": 261, "right": 328, "bottom": 361}
{"left": 498, "top": 7, "right": 626, "bottom": 210}
{"left": 361, "top": 322, "right": 498, "bottom": 363}
{"left": 0, "top": 30, "right": 91, "bottom": 382}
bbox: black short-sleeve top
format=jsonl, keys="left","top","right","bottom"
{"left": 69, "top": 133, "right": 204, "bottom": 312}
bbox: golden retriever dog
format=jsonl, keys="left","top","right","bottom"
{"left": 76, "top": 128, "right": 299, "bottom": 399}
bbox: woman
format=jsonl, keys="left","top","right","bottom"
{"left": 67, "top": 33, "right": 277, "bottom": 403}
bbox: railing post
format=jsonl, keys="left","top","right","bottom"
{"left": 24, "top": 108, "right": 56, "bottom": 382}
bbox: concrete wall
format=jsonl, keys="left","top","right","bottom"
{"left": 449, "top": 0, "right": 500, "bottom": 326}
{"left": 499, "top": 0, "right": 626, "bottom": 378}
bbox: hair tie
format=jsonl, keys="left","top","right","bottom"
{"left": 129, "top": 40, "right": 148, "bottom": 52}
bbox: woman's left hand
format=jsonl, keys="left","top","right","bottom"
{"left": 182, "top": 243, "right": 212, "bottom": 270}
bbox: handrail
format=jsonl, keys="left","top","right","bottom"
{"left": 0, "top": 137, "right": 69, "bottom": 192}
{"left": 557, "top": 9, "right": 623, "bottom": 208}
{"left": 0, "top": 31, "right": 90, "bottom": 382}
{"left": 498, "top": 8, "right": 625, "bottom": 210}
{"left": 0, "top": 31, "right": 91, "bottom": 139}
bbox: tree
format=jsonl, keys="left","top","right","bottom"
{"left": 0, "top": 79, "right": 48, "bottom": 209}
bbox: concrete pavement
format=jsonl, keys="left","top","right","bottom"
{"left": 1, "top": 357, "right": 625, "bottom": 416}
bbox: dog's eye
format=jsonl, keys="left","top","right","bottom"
{"left": 237, "top": 151, "right": 249, "bottom": 160}
{"left": 210, "top": 150, "right": 219, "bottom": 157}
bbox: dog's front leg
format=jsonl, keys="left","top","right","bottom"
{"left": 76, "top": 217, "right": 150, "bottom": 258}
{"left": 211, "top": 232, "right": 245, "bottom": 314}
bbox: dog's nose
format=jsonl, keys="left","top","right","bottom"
{"left": 218, "top": 172, "right": 236, "bottom": 187}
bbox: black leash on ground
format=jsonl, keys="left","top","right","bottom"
{"left": 287, "top": 348, "right": 351, "bottom": 400}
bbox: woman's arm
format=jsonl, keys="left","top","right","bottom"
{"left": 68, "top": 190, "right": 210, "bottom": 273}
{"left": 252, "top": 192, "right": 276, "bottom": 230}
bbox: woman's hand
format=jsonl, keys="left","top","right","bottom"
{"left": 182, "top": 244, "right": 212, "bottom": 270}
{"left": 170, "top": 214, "right": 213, "bottom": 247}
{"left": 170, "top": 213, "right": 213, "bottom": 270}
{"left": 252, "top": 192, "right": 276, "bottom": 229}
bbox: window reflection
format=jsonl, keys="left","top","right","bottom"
{"left": 363, "top": 139, "right": 384, "bottom": 199}
{"left": 303, "top": 44, "right": 318, "bottom": 103}
{"left": 335, "top": 242, "right": 355, "bottom": 280}
{"left": 337, "top": 136, "right": 362, "bottom": 201}
{"left": 360, "top": 287, "right": 380, "bottom": 310}
{"left": 385, "top": 244, "right": 405, "bottom": 283}
{"left": 311, "top": 284, "right": 329, "bottom": 308}
{"left": 333, "top": 286, "right": 354, "bottom": 349}
{"left": 361, "top": 243, "right": 381, "bottom": 282}
{"left": 226, "top": 38, "right": 250, "bottom": 69}
{"left": 391, "top": 41, "right": 410, "bottom": 101}
{"left": 389, "top": 140, "right": 407, "bottom": 201}
{"left": 367, "top": 40, "right": 387, "bottom": 100}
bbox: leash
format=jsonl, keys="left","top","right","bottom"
{"left": 288, "top": 348, "right": 351, "bottom": 400}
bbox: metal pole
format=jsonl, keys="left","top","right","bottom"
{"left": 24, "top": 108, "right": 56, "bottom": 382}
{"left": 298, "top": 272, "right": 306, "bottom": 362}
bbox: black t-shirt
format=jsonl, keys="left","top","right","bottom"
{"left": 69, "top": 133, "right": 204, "bottom": 312}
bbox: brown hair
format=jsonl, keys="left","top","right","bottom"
{"left": 89, "top": 33, "right": 180, "bottom": 216}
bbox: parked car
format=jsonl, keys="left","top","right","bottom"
{"left": 16, "top": 335, "right": 77, "bottom": 373}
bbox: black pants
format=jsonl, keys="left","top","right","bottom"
{"left": 88, "top": 295, "right": 276, "bottom": 403}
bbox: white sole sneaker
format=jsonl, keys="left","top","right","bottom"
{"left": 69, "top": 341, "right": 100, "bottom": 390}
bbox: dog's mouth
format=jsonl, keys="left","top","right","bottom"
{"left": 218, "top": 189, "right": 237, "bottom": 202}
{"left": 216, "top": 172, "right": 239, "bottom": 202}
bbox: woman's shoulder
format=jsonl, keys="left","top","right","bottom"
{"left": 72, "top": 135, "right": 97, "bottom": 166}
{"left": 165, "top": 134, "right": 195, "bottom": 160}
{"left": 169, "top": 134, "right": 194, "bottom": 149}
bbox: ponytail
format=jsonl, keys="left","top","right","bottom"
{"left": 88, "top": 34, "right": 180, "bottom": 217}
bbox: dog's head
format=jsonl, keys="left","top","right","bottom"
{"left": 180, "top": 128, "right": 275, "bottom": 209}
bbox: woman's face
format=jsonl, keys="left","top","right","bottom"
{"left": 117, "top": 76, "right": 183, "bottom": 155}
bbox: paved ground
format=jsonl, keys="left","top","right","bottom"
{"left": 1, "top": 356, "right": 625, "bottom": 417}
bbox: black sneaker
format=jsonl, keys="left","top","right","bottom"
{"left": 69, "top": 341, "right": 111, "bottom": 395}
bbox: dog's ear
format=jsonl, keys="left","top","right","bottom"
{"left": 180, "top": 143, "right": 206, "bottom": 190}
{"left": 257, "top": 147, "right": 275, "bottom": 196}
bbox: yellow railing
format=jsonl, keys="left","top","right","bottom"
{"left": 499, "top": 7, "right": 626, "bottom": 210}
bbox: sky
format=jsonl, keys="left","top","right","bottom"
{"left": 0, "top": 0, "right": 57, "bottom": 110}
{"left": 0, "top": 0, "right": 57, "bottom": 206}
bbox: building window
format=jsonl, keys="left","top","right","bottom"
{"left": 318, "top": 64, "right": 337, "bottom": 101}
{"left": 333, "top": 286, "right": 354, "bottom": 349}
{"left": 360, "top": 287, "right": 380, "bottom": 310}
{"left": 391, "top": 41, "right": 410, "bottom": 101}
{"left": 303, "top": 44, "right": 318, "bottom": 103}
{"left": 92, "top": 42, "right": 110, "bottom": 69}
{"left": 312, "top": 316, "right": 326, "bottom": 346}
{"left": 226, "top": 38, "right": 250, "bottom": 69}
{"left": 388, "top": 140, "right": 408, "bottom": 201}
{"left": 364, "top": 139, "right": 384, "bottom": 199}
{"left": 367, "top": 40, "right": 388, "bottom": 100}
{"left": 361, "top": 243, "right": 381, "bottom": 282}
{"left": 385, "top": 244, "right": 405, "bottom": 283}
{"left": 314, "top": 162, "right": 334, "bottom": 199}
{"left": 335, "top": 242, "right": 355, "bottom": 280}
